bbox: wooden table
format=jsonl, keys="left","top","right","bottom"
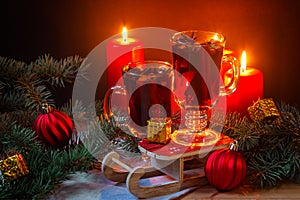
{"left": 180, "top": 182, "right": 300, "bottom": 199}
{"left": 50, "top": 168, "right": 300, "bottom": 199}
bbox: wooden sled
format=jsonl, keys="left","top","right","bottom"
{"left": 102, "top": 135, "right": 232, "bottom": 198}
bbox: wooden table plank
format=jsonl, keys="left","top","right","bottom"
{"left": 180, "top": 182, "right": 300, "bottom": 199}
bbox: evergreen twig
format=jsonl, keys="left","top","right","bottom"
{"left": 220, "top": 102, "right": 300, "bottom": 188}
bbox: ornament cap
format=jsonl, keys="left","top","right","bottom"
{"left": 229, "top": 140, "right": 239, "bottom": 151}
{"left": 41, "top": 103, "right": 52, "bottom": 114}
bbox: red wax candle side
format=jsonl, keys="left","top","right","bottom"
{"left": 106, "top": 38, "right": 144, "bottom": 89}
{"left": 227, "top": 67, "right": 263, "bottom": 115}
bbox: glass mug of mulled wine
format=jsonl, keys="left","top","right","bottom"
{"left": 103, "top": 61, "right": 176, "bottom": 138}
{"left": 170, "top": 30, "right": 240, "bottom": 146}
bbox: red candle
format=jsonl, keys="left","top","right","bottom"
{"left": 106, "top": 27, "right": 144, "bottom": 88}
{"left": 226, "top": 51, "right": 264, "bottom": 116}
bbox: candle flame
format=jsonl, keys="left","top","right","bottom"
{"left": 241, "top": 50, "right": 247, "bottom": 74}
{"left": 122, "top": 26, "right": 128, "bottom": 43}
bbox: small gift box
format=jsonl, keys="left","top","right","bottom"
{"left": 147, "top": 118, "right": 172, "bottom": 144}
{"left": 247, "top": 98, "right": 280, "bottom": 122}
{"left": 0, "top": 154, "right": 29, "bottom": 184}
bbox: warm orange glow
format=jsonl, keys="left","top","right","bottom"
{"left": 116, "top": 26, "right": 136, "bottom": 44}
{"left": 213, "top": 34, "right": 219, "bottom": 41}
{"left": 122, "top": 26, "right": 128, "bottom": 43}
{"left": 241, "top": 50, "right": 247, "bottom": 74}
{"left": 224, "top": 49, "right": 233, "bottom": 55}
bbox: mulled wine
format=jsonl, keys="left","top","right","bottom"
{"left": 171, "top": 32, "right": 224, "bottom": 107}
{"left": 122, "top": 61, "right": 174, "bottom": 128}
{"left": 170, "top": 30, "right": 240, "bottom": 147}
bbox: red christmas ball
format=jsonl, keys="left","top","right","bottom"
{"left": 204, "top": 141, "right": 247, "bottom": 191}
{"left": 33, "top": 103, "right": 73, "bottom": 147}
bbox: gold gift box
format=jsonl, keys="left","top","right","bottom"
{"left": 0, "top": 154, "right": 29, "bottom": 184}
{"left": 147, "top": 118, "right": 172, "bottom": 144}
{"left": 248, "top": 98, "right": 280, "bottom": 122}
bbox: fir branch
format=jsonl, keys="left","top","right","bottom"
{"left": 78, "top": 117, "right": 114, "bottom": 160}
{"left": 246, "top": 150, "right": 287, "bottom": 188}
{"left": 0, "top": 56, "right": 26, "bottom": 80}
{"left": 99, "top": 115, "right": 140, "bottom": 154}
{"left": 0, "top": 125, "right": 41, "bottom": 153}
{"left": 0, "top": 55, "right": 84, "bottom": 112}
{"left": 220, "top": 102, "right": 300, "bottom": 188}
{"left": 0, "top": 55, "right": 97, "bottom": 199}
{"left": 0, "top": 89, "right": 26, "bottom": 112}
{"left": 213, "top": 112, "right": 260, "bottom": 151}
{"left": 0, "top": 125, "right": 94, "bottom": 200}
{"left": 59, "top": 99, "right": 103, "bottom": 121}
{"left": 29, "top": 54, "right": 83, "bottom": 88}
{"left": 0, "top": 79, "right": 3, "bottom": 96}
{"left": 276, "top": 101, "right": 300, "bottom": 134}
{"left": 17, "top": 76, "right": 55, "bottom": 111}
{"left": 76, "top": 112, "right": 140, "bottom": 161}
{"left": 0, "top": 110, "right": 38, "bottom": 133}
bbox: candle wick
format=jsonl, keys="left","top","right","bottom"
{"left": 241, "top": 67, "right": 246, "bottom": 74}
{"left": 122, "top": 27, "right": 128, "bottom": 44}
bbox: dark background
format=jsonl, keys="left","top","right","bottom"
{"left": 1, "top": 0, "right": 300, "bottom": 106}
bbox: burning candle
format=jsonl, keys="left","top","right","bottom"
{"left": 106, "top": 27, "right": 144, "bottom": 88}
{"left": 226, "top": 50, "right": 264, "bottom": 116}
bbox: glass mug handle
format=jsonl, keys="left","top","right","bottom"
{"left": 219, "top": 54, "right": 240, "bottom": 96}
{"left": 103, "top": 86, "right": 128, "bottom": 124}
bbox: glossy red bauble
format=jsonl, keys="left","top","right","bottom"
{"left": 204, "top": 142, "right": 247, "bottom": 191}
{"left": 33, "top": 104, "right": 73, "bottom": 147}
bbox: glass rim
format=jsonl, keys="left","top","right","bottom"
{"left": 122, "top": 60, "right": 173, "bottom": 77}
{"left": 170, "top": 30, "right": 226, "bottom": 46}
